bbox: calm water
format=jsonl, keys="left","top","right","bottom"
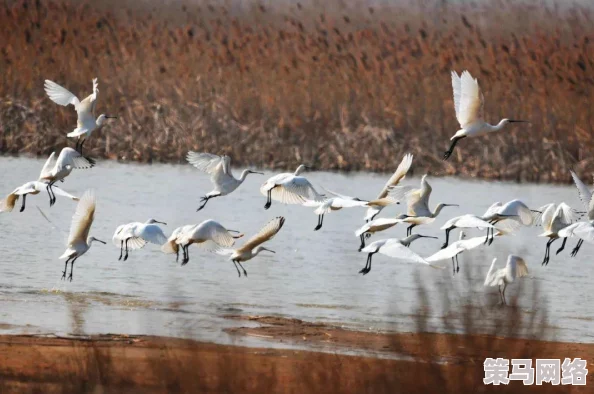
{"left": 0, "top": 156, "right": 593, "bottom": 349}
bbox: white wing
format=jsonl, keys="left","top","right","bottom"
{"left": 482, "top": 202, "right": 502, "bottom": 218}
{"left": 539, "top": 204, "right": 557, "bottom": 229}
{"left": 376, "top": 153, "right": 414, "bottom": 199}
{"left": 51, "top": 185, "right": 79, "bottom": 201}
{"left": 67, "top": 190, "right": 95, "bottom": 245}
{"left": 186, "top": 152, "right": 224, "bottom": 174}
{"left": 140, "top": 225, "right": 168, "bottom": 245}
{"left": 238, "top": 217, "right": 285, "bottom": 252}
{"left": 387, "top": 185, "right": 417, "bottom": 202}
{"left": 570, "top": 170, "right": 594, "bottom": 215}
{"left": 272, "top": 177, "right": 324, "bottom": 205}
{"left": 425, "top": 236, "right": 485, "bottom": 262}
{"left": 112, "top": 224, "right": 128, "bottom": 246}
{"left": 484, "top": 258, "right": 499, "bottom": 286}
{"left": 451, "top": 70, "right": 462, "bottom": 124}
{"left": 454, "top": 215, "right": 495, "bottom": 229}
{"left": 562, "top": 222, "right": 594, "bottom": 244}
{"left": 55, "top": 147, "right": 95, "bottom": 172}
{"left": 377, "top": 241, "right": 441, "bottom": 268}
{"left": 557, "top": 203, "right": 579, "bottom": 225}
{"left": 39, "top": 152, "right": 56, "bottom": 180}
{"left": 456, "top": 70, "right": 484, "bottom": 127}
{"left": 44, "top": 80, "right": 81, "bottom": 108}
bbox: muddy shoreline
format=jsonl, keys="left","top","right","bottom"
{"left": 1, "top": 316, "right": 592, "bottom": 393}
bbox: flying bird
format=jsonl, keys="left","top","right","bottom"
{"left": 161, "top": 225, "right": 195, "bottom": 263}
{"left": 389, "top": 174, "right": 458, "bottom": 235}
{"left": 58, "top": 190, "right": 106, "bottom": 281}
{"left": 260, "top": 165, "right": 324, "bottom": 209}
{"left": 426, "top": 231, "right": 486, "bottom": 274}
{"left": 38, "top": 147, "right": 95, "bottom": 206}
{"left": 0, "top": 181, "right": 79, "bottom": 213}
{"left": 537, "top": 203, "right": 579, "bottom": 265}
{"left": 444, "top": 70, "right": 528, "bottom": 160}
{"left": 113, "top": 219, "right": 168, "bottom": 261}
{"left": 186, "top": 152, "right": 263, "bottom": 211}
{"left": 174, "top": 220, "right": 243, "bottom": 266}
{"left": 216, "top": 217, "right": 285, "bottom": 277}
{"left": 354, "top": 214, "right": 409, "bottom": 251}
{"left": 358, "top": 235, "right": 441, "bottom": 275}
{"left": 484, "top": 255, "right": 528, "bottom": 305}
{"left": 364, "top": 153, "right": 413, "bottom": 222}
{"left": 44, "top": 78, "right": 117, "bottom": 154}
{"left": 440, "top": 214, "right": 497, "bottom": 248}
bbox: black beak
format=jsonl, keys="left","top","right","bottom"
{"left": 420, "top": 235, "right": 439, "bottom": 239}
{"left": 157, "top": 221, "right": 167, "bottom": 225}
{"left": 508, "top": 120, "right": 529, "bottom": 123}
{"left": 445, "top": 204, "right": 459, "bottom": 207}
{"left": 250, "top": 171, "right": 264, "bottom": 175}
{"left": 106, "top": 116, "right": 118, "bottom": 119}
{"left": 96, "top": 239, "right": 106, "bottom": 244}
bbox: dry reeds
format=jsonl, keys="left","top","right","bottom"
{"left": 0, "top": 0, "right": 593, "bottom": 182}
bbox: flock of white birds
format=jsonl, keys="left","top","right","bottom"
{"left": 0, "top": 70, "right": 591, "bottom": 305}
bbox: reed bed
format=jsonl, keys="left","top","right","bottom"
{"left": 0, "top": 0, "right": 593, "bottom": 182}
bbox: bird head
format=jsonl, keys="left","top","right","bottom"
{"left": 146, "top": 219, "right": 167, "bottom": 225}
{"left": 89, "top": 237, "right": 106, "bottom": 245}
{"left": 96, "top": 114, "right": 118, "bottom": 126}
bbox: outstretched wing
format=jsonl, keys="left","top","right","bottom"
{"left": 67, "top": 190, "right": 95, "bottom": 245}
{"left": 570, "top": 170, "right": 593, "bottom": 215}
{"left": 378, "top": 241, "right": 442, "bottom": 268}
{"left": 425, "top": 236, "right": 485, "bottom": 262}
{"left": 455, "top": 70, "right": 484, "bottom": 128}
{"left": 55, "top": 147, "right": 95, "bottom": 172}
{"left": 39, "top": 152, "right": 57, "bottom": 180}
{"left": 51, "top": 185, "right": 79, "bottom": 201}
{"left": 376, "top": 153, "right": 414, "bottom": 199}
{"left": 454, "top": 215, "right": 494, "bottom": 229}
{"left": 142, "top": 225, "right": 168, "bottom": 245}
{"left": 44, "top": 80, "right": 81, "bottom": 108}
{"left": 557, "top": 203, "right": 579, "bottom": 225}
{"left": 186, "top": 152, "right": 224, "bottom": 174}
{"left": 484, "top": 258, "right": 499, "bottom": 286}
{"left": 238, "top": 217, "right": 285, "bottom": 252}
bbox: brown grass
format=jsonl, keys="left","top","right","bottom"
{"left": 1, "top": 0, "right": 593, "bottom": 182}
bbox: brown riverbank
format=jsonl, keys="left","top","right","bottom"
{"left": 1, "top": 317, "right": 592, "bottom": 393}
{"left": 1, "top": 0, "right": 593, "bottom": 182}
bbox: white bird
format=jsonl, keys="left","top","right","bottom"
{"left": 186, "top": 152, "right": 264, "bottom": 211}
{"left": 0, "top": 181, "right": 79, "bottom": 213}
{"left": 305, "top": 188, "right": 393, "bottom": 231}
{"left": 161, "top": 225, "right": 195, "bottom": 263}
{"left": 484, "top": 255, "right": 528, "bottom": 305}
{"left": 537, "top": 203, "right": 579, "bottom": 265}
{"left": 389, "top": 174, "right": 458, "bottom": 235}
{"left": 481, "top": 199, "right": 537, "bottom": 233}
{"left": 364, "top": 153, "right": 413, "bottom": 222}
{"left": 426, "top": 231, "right": 486, "bottom": 274}
{"left": 58, "top": 190, "right": 105, "bottom": 281}
{"left": 38, "top": 147, "right": 95, "bottom": 206}
{"left": 440, "top": 214, "right": 497, "bottom": 248}
{"left": 44, "top": 78, "right": 117, "bottom": 154}
{"left": 443, "top": 70, "right": 528, "bottom": 160}
{"left": 113, "top": 219, "right": 168, "bottom": 261}
{"left": 555, "top": 170, "right": 594, "bottom": 257}
{"left": 175, "top": 220, "right": 243, "bottom": 266}
{"left": 358, "top": 234, "right": 441, "bottom": 275}
{"left": 260, "top": 165, "right": 324, "bottom": 209}
{"left": 216, "top": 217, "right": 285, "bottom": 277}
{"left": 354, "top": 214, "right": 409, "bottom": 251}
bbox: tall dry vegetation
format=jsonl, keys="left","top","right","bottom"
{"left": 0, "top": 0, "right": 593, "bottom": 181}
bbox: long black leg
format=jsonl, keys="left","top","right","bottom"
{"left": 232, "top": 260, "right": 242, "bottom": 277}
{"left": 455, "top": 254, "right": 460, "bottom": 273}
{"left": 407, "top": 224, "right": 416, "bottom": 236}
{"left": 556, "top": 238, "right": 567, "bottom": 255}
{"left": 68, "top": 257, "right": 78, "bottom": 282}
{"left": 182, "top": 245, "right": 190, "bottom": 266}
{"left": 124, "top": 238, "right": 130, "bottom": 261}
{"left": 264, "top": 188, "right": 274, "bottom": 209}
{"left": 46, "top": 184, "right": 53, "bottom": 206}
{"left": 197, "top": 195, "right": 216, "bottom": 211}
{"left": 20, "top": 194, "right": 27, "bottom": 212}
{"left": 118, "top": 240, "right": 124, "bottom": 261}
{"left": 79, "top": 139, "right": 86, "bottom": 155}
{"left": 571, "top": 239, "right": 583, "bottom": 257}
{"left": 314, "top": 214, "right": 324, "bottom": 231}
{"left": 441, "top": 228, "right": 451, "bottom": 249}
{"left": 443, "top": 136, "right": 465, "bottom": 160}
{"left": 237, "top": 261, "right": 248, "bottom": 277}
{"left": 543, "top": 238, "right": 555, "bottom": 266}
{"left": 484, "top": 227, "right": 491, "bottom": 244}
{"left": 359, "top": 253, "right": 375, "bottom": 275}
{"left": 451, "top": 258, "right": 456, "bottom": 275}
{"left": 175, "top": 246, "right": 180, "bottom": 263}
{"left": 359, "top": 234, "right": 366, "bottom": 252}
{"left": 61, "top": 257, "right": 71, "bottom": 280}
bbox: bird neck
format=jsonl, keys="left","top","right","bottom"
{"left": 401, "top": 234, "right": 420, "bottom": 245}
{"left": 252, "top": 246, "right": 265, "bottom": 257}
{"left": 431, "top": 204, "right": 446, "bottom": 218}
{"left": 490, "top": 119, "right": 508, "bottom": 132}
{"left": 294, "top": 165, "right": 305, "bottom": 175}
{"left": 239, "top": 169, "right": 250, "bottom": 182}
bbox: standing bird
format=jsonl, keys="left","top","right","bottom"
{"left": 538, "top": 203, "right": 578, "bottom": 265}
{"left": 484, "top": 255, "right": 528, "bottom": 305}
{"left": 58, "top": 190, "right": 106, "bottom": 281}
{"left": 161, "top": 225, "right": 195, "bottom": 263}
{"left": 426, "top": 231, "right": 486, "bottom": 274}
{"left": 364, "top": 153, "right": 413, "bottom": 222}
{"left": 260, "top": 165, "right": 324, "bottom": 209}
{"left": 44, "top": 78, "right": 117, "bottom": 154}
{"left": 175, "top": 220, "right": 243, "bottom": 266}
{"left": 0, "top": 181, "right": 78, "bottom": 213}
{"left": 358, "top": 235, "right": 441, "bottom": 275}
{"left": 443, "top": 70, "right": 528, "bottom": 160}
{"left": 38, "top": 147, "right": 95, "bottom": 206}
{"left": 186, "top": 152, "right": 264, "bottom": 211}
{"left": 440, "top": 214, "right": 497, "bottom": 248}
{"left": 354, "top": 214, "right": 410, "bottom": 251}
{"left": 216, "top": 217, "right": 285, "bottom": 277}
{"left": 113, "top": 219, "right": 168, "bottom": 261}
{"left": 389, "top": 175, "right": 458, "bottom": 235}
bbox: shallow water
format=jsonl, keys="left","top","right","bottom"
{"left": 0, "top": 156, "right": 593, "bottom": 350}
